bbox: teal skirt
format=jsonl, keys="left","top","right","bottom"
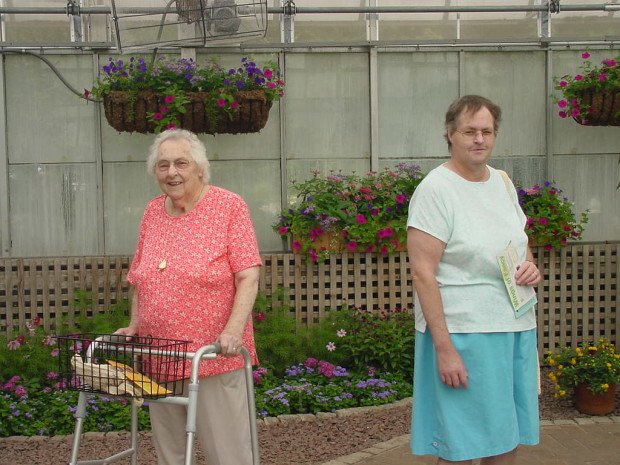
{"left": 411, "top": 329, "right": 539, "bottom": 461}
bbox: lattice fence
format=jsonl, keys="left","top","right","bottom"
{"left": 1, "top": 243, "right": 618, "bottom": 353}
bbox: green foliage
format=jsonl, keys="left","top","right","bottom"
{"left": 331, "top": 306, "right": 416, "bottom": 375}
{"left": 517, "top": 181, "right": 589, "bottom": 251}
{"left": 252, "top": 289, "right": 311, "bottom": 374}
{"left": 272, "top": 164, "right": 424, "bottom": 262}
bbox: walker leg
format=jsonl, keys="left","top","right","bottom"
{"left": 130, "top": 399, "right": 140, "bottom": 465}
{"left": 68, "top": 391, "right": 88, "bottom": 465}
{"left": 184, "top": 382, "right": 200, "bottom": 465}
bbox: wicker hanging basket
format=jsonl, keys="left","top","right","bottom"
{"left": 573, "top": 87, "right": 620, "bottom": 126}
{"left": 102, "top": 89, "right": 273, "bottom": 135}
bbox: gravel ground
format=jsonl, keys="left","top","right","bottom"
{"left": 1, "top": 367, "right": 618, "bottom": 465}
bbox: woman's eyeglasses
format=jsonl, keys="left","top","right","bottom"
{"left": 455, "top": 129, "right": 497, "bottom": 140}
{"left": 156, "top": 159, "right": 193, "bottom": 172}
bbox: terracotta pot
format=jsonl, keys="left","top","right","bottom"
{"left": 573, "top": 383, "right": 617, "bottom": 415}
{"left": 573, "top": 87, "right": 620, "bottom": 126}
{"left": 102, "top": 89, "right": 272, "bottom": 135}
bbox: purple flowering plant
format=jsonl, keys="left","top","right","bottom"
{"left": 273, "top": 164, "right": 425, "bottom": 263}
{"left": 552, "top": 51, "right": 620, "bottom": 123}
{"left": 253, "top": 358, "right": 411, "bottom": 416}
{"left": 86, "top": 55, "right": 284, "bottom": 133}
{"left": 517, "top": 181, "right": 589, "bottom": 251}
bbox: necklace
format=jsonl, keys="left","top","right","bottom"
{"left": 158, "top": 184, "right": 206, "bottom": 272}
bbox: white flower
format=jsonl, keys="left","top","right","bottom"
{"left": 326, "top": 342, "right": 336, "bottom": 352}
{"left": 336, "top": 329, "right": 347, "bottom": 338}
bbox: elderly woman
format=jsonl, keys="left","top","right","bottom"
{"left": 115, "top": 129, "right": 261, "bottom": 465}
{"left": 407, "top": 95, "right": 541, "bottom": 465}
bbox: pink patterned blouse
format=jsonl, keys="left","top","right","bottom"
{"left": 127, "top": 186, "right": 262, "bottom": 378}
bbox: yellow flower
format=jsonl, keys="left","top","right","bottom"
{"left": 571, "top": 358, "right": 577, "bottom": 365}
{"left": 601, "top": 384, "right": 609, "bottom": 390}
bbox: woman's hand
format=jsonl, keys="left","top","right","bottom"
{"left": 217, "top": 330, "right": 243, "bottom": 357}
{"left": 436, "top": 346, "right": 469, "bottom": 389}
{"left": 515, "top": 260, "right": 542, "bottom": 286}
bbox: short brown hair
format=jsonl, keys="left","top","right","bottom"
{"left": 444, "top": 95, "right": 502, "bottom": 147}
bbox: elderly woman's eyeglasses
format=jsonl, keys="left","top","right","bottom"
{"left": 156, "top": 159, "right": 193, "bottom": 172}
{"left": 455, "top": 129, "right": 497, "bottom": 140}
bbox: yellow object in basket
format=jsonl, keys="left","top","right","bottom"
{"left": 106, "top": 360, "right": 172, "bottom": 396}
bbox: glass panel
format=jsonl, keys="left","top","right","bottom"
{"left": 552, "top": 0, "right": 620, "bottom": 39}
{"left": 103, "top": 162, "right": 161, "bottom": 255}
{"left": 292, "top": 0, "right": 367, "bottom": 42}
{"left": 9, "top": 163, "right": 99, "bottom": 257}
{"left": 1, "top": 0, "right": 71, "bottom": 42}
{"left": 554, "top": 155, "right": 620, "bottom": 242}
{"left": 285, "top": 53, "right": 370, "bottom": 160}
{"left": 212, "top": 160, "right": 282, "bottom": 251}
{"left": 378, "top": 52, "right": 459, "bottom": 159}
{"left": 463, "top": 51, "right": 546, "bottom": 158}
{"left": 5, "top": 54, "right": 96, "bottom": 164}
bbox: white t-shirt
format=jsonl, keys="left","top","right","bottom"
{"left": 407, "top": 164, "right": 537, "bottom": 333}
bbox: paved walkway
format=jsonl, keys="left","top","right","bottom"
{"left": 322, "top": 417, "right": 620, "bottom": 465}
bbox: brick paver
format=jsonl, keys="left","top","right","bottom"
{"left": 322, "top": 417, "right": 620, "bottom": 465}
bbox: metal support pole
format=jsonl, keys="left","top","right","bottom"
{"left": 67, "top": 0, "right": 84, "bottom": 42}
{"left": 281, "top": 0, "right": 296, "bottom": 44}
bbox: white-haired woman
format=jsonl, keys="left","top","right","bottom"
{"left": 116, "top": 129, "right": 261, "bottom": 465}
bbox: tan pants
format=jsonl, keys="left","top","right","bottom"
{"left": 149, "top": 369, "right": 253, "bottom": 465}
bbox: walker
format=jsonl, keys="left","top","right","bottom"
{"left": 55, "top": 333, "right": 260, "bottom": 465}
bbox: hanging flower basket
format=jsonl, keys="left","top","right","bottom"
{"left": 573, "top": 88, "right": 620, "bottom": 126}
{"left": 102, "top": 89, "right": 272, "bottom": 135}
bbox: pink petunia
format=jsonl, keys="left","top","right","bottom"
{"left": 347, "top": 241, "right": 358, "bottom": 251}
{"left": 83, "top": 89, "right": 90, "bottom": 98}
{"left": 602, "top": 59, "right": 617, "bottom": 67}
{"left": 538, "top": 218, "right": 548, "bottom": 225}
{"left": 599, "top": 74, "right": 607, "bottom": 83}
{"left": 574, "top": 74, "right": 583, "bottom": 81}
{"left": 263, "top": 69, "right": 273, "bottom": 79}
{"left": 571, "top": 108, "right": 580, "bottom": 118}
{"left": 559, "top": 80, "right": 567, "bottom": 87}
{"left": 164, "top": 95, "right": 175, "bottom": 104}
{"left": 160, "top": 105, "right": 170, "bottom": 113}
{"left": 395, "top": 194, "right": 406, "bottom": 203}
{"left": 557, "top": 100, "right": 567, "bottom": 108}
{"left": 558, "top": 111, "right": 567, "bottom": 118}
{"left": 152, "top": 113, "right": 163, "bottom": 121}
{"left": 216, "top": 98, "right": 226, "bottom": 107}
{"left": 355, "top": 214, "right": 367, "bottom": 225}
{"left": 266, "top": 82, "right": 277, "bottom": 89}
{"left": 278, "top": 227, "right": 289, "bottom": 234}
{"left": 231, "top": 101, "right": 239, "bottom": 109}
{"left": 292, "top": 240, "right": 302, "bottom": 250}
{"left": 582, "top": 52, "right": 590, "bottom": 59}
{"left": 165, "top": 124, "right": 178, "bottom": 130}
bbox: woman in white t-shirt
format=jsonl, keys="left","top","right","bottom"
{"left": 407, "top": 95, "right": 542, "bottom": 465}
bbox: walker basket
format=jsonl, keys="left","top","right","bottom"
{"left": 55, "top": 333, "right": 190, "bottom": 399}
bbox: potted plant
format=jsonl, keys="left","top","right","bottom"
{"left": 517, "top": 181, "right": 589, "bottom": 251}
{"left": 85, "top": 55, "right": 284, "bottom": 134}
{"left": 551, "top": 51, "right": 620, "bottom": 126}
{"left": 272, "top": 163, "right": 425, "bottom": 263}
{"left": 545, "top": 338, "right": 620, "bottom": 415}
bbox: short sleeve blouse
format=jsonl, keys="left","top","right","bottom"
{"left": 127, "top": 186, "right": 262, "bottom": 378}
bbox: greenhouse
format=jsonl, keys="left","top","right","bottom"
{"left": 0, "top": 2, "right": 619, "bottom": 464}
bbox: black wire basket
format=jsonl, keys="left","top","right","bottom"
{"left": 55, "top": 333, "right": 190, "bottom": 399}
